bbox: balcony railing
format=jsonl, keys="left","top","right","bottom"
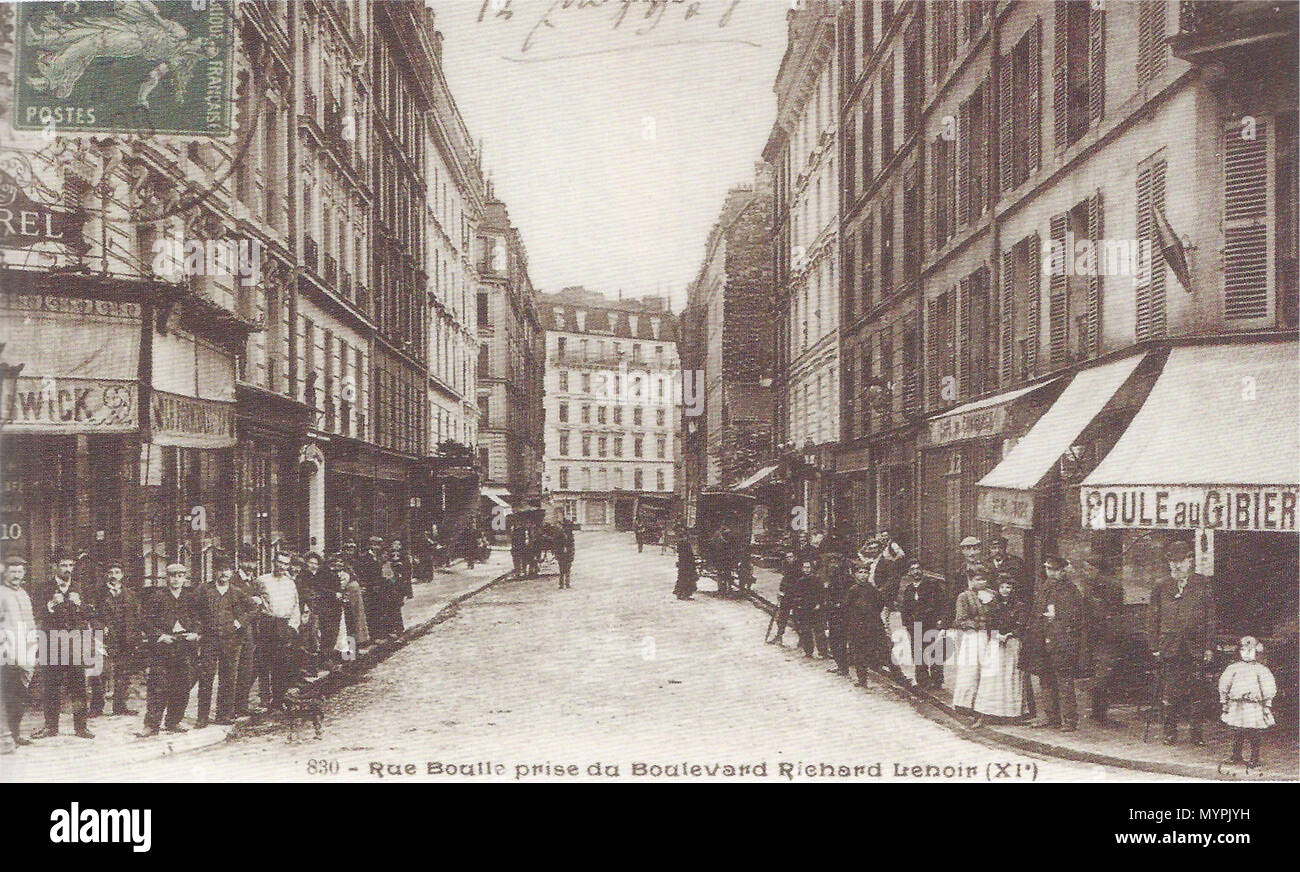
{"left": 324, "top": 253, "right": 338, "bottom": 288}
{"left": 340, "top": 269, "right": 353, "bottom": 302}
{"left": 1173, "top": 1, "right": 1298, "bottom": 62}
{"left": 303, "top": 235, "right": 318, "bottom": 272}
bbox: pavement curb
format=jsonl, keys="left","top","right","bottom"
{"left": 739, "top": 589, "right": 1282, "bottom": 781}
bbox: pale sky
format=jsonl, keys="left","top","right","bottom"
{"left": 434, "top": 0, "right": 791, "bottom": 312}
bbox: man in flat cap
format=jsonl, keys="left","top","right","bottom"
{"left": 195, "top": 559, "right": 256, "bottom": 727}
{"left": 1146, "top": 540, "right": 1216, "bottom": 745}
{"left": 138, "top": 563, "right": 203, "bottom": 735}
{"left": 31, "top": 548, "right": 94, "bottom": 739}
{"left": 893, "top": 560, "right": 945, "bottom": 688}
{"left": 89, "top": 557, "right": 141, "bottom": 718}
{"left": 0, "top": 555, "right": 38, "bottom": 751}
{"left": 1025, "top": 555, "right": 1088, "bottom": 731}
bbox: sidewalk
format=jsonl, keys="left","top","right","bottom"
{"left": 743, "top": 570, "right": 1298, "bottom": 780}
{"left": 1, "top": 549, "right": 513, "bottom": 778}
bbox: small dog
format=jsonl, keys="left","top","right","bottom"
{"left": 283, "top": 688, "right": 324, "bottom": 743}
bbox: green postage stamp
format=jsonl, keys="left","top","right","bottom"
{"left": 11, "top": 0, "right": 234, "bottom": 137}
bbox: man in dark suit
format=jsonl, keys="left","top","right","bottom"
{"left": 137, "top": 563, "right": 204, "bottom": 736}
{"left": 989, "top": 536, "right": 1031, "bottom": 603}
{"left": 195, "top": 561, "right": 256, "bottom": 727}
{"left": 232, "top": 545, "right": 262, "bottom": 717}
{"left": 356, "top": 537, "right": 386, "bottom": 639}
{"left": 1081, "top": 548, "right": 1125, "bottom": 726}
{"left": 1147, "top": 540, "right": 1216, "bottom": 745}
{"left": 894, "top": 560, "right": 945, "bottom": 688}
{"left": 1026, "top": 555, "right": 1088, "bottom": 731}
{"left": 89, "top": 558, "right": 141, "bottom": 718}
{"left": 31, "top": 549, "right": 94, "bottom": 739}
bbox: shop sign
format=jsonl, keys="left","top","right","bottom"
{"left": 3, "top": 376, "right": 137, "bottom": 432}
{"left": 928, "top": 405, "right": 1008, "bottom": 446}
{"left": 0, "top": 171, "right": 88, "bottom": 251}
{"left": 837, "top": 447, "right": 871, "bottom": 473}
{"left": 977, "top": 487, "right": 1035, "bottom": 528}
{"left": 1080, "top": 485, "right": 1300, "bottom": 532}
{"left": 150, "top": 390, "right": 235, "bottom": 448}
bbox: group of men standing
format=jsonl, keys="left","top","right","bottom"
{"left": 0, "top": 533, "right": 417, "bottom": 753}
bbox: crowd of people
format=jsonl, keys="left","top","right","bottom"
{"left": 740, "top": 530, "right": 1276, "bottom": 765}
{"left": 0, "top": 534, "right": 421, "bottom": 753}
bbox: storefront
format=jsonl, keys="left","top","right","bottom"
{"left": 831, "top": 447, "right": 872, "bottom": 547}
{"left": 325, "top": 446, "right": 412, "bottom": 548}
{"left": 871, "top": 434, "right": 917, "bottom": 558}
{"left": 1078, "top": 341, "right": 1299, "bottom": 717}
{"left": 919, "top": 379, "right": 1063, "bottom": 578}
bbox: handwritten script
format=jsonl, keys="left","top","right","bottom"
{"left": 477, "top": 0, "right": 758, "bottom": 62}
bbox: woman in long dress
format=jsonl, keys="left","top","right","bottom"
{"left": 951, "top": 574, "right": 993, "bottom": 716}
{"left": 673, "top": 526, "right": 698, "bottom": 600}
{"left": 973, "top": 575, "right": 1027, "bottom": 726}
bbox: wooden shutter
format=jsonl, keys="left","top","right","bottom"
{"left": 1086, "top": 192, "right": 1103, "bottom": 357}
{"left": 1053, "top": 0, "right": 1069, "bottom": 152}
{"left": 1138, "top": 1, "right": 1168, "bottom": 84}
{"left": 1224, "top": 119, "right": 1271, "bottom": 320}
{"left": 1026, "top": 232, "right": 1041, "bottom": 377}
{"left": 1049, "top": 212, "right": 1069, "bottom": 367}
{"left": 946, "top": 289, "right": 957, "bottom": 394}
{"left": 1136, "top": 154, "right": 1168, "bottom": 339}
{"left": 957, "top": 97, "right": 970, "bottom": 224}
{"left": 1026, "top": 17, "right": 1042, "bottom": 172}
{"left": 1088, "top": 2, "right": 1106, "bottom": 124}
{"left": 958, "top": 276, "right": 972, "bottom": 399}
{"left": 998, "top": 41, "right": 1015, "bottom": 194}
{"left": 1000, "top": 246, "right": 1015, "bottom": 384}
{"left": 927, "top": 296, "right": 941, "bottom": 405}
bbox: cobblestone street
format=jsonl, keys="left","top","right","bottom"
{"left": 28, "top": 533, "right": 1176, "bottom": 783}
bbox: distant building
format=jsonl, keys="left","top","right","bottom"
{"left": 679, "top": 163, "right": 775, "bottom": 525}
{"left": 539, "top": 289, "right": 680, "bottom": 531}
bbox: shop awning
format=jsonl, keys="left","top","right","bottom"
{"left": 926, "top": 378, "right": 1059, "bottom": 446}
{"left": 1079, "top": 342, "right": 1300, "bottom": 532}
{"left": 976, "top": 352, "right": 1147, "bottom": 527}
{"left": 480, "top": 487, "right": 512, "bottom": 509}
{"left": 731, "top": 464, "right": 779, "bottom": 492}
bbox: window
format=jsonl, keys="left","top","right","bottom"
{"left": 581, "top": 372, "right": 591, "bottom": 394}
{"left": 656, "top": 470, "right": 665, "bottom": 491}
{"left": 841, "top": 4, "right": 856, "bottom": 88}
{"left": 633, "top": 407, "right": 643, "bottom": 426}
{"left": 478, "top": 395, "right": 489, "bottom": 424}
{"left": 1048, "top": 197, "right": 1102, "bottom": 366}
{"left": 559, "top": 467, "right": 569, "bottom": 489}
{"left": 1135, "top": 151, "right": 1168, "bottom": 340}
{"left": 844, "top": 110, "right": 856, "bottom": 203}
{"left": 903, "top": 172, "right": 921, "bottom": 289}
{"left": 843, "top": 236, "right": 856, "bottom": 318}
{"left": 862, "top": 224, "right": 874, "bottom": 312}
{"left": 557, "top": 336, "right": 566, "bottom": 357}
{"left": 477, "top": 292, "right": 489, "bottom": 328}
{"left": 597, "top": 406, "right": 607, "bottom": 425}
{"left": 1137, "top": 1, "right": 1168, "bottom": 84}
{"left": 1054, "top": 0, "right": 1104, "bottom": 151}
{"left": 598, "top": 436, "right": 607, "bottom": 457}
{"left": 559, "top": 431, "right": 570, "bottom": 456}
{"left": 634, "top": 469, "right": 643, "bottom": 490}
{"left": 927, "top": 289, "right": 956, "bottom": 407}
{"left": 656, "top": 409, "right": 665, "bottom": 427}
{"left": 558, "top": 402, "right": 568, "bottom": 423}
{"left": 613, "top": 406, "right": 622, "bottom": 425}
{"left": 559, "top": 370, "right": 568, "bottom": 391}
{"left": 933, "top": 0, "right": 957, "bottom": 80}
{"left": 581, "top": 433, "right": 591, "bottom": 456}
{"left": 903, "top": 17, "right": 923, "bottom": 141}
{"left": 880, "top": 55, "right": 894, "bottom": 159}
{"left": 613, "top": 436, "right": 623, "bottom": 458}
{"left": 581, "top": 404, "right": 590, "bottom": 424}
{"left": 656, "top": 436, "right": 666, "bottom": 459}
{"left": 1000, "top": 233, "right": 1043, "bottom": 382}
{"left": 959, "top": 266, "right": 996, "bottom": 398}
{"left": 862, "top": 87, "right": 874, "bottom": 184}
{"left": 634, "top": 436, "right": 644, "bottom": 458}
{"left": 880, "top": 198, "right": 894, "bottom": 300}
{"left": 932, "top": 133, "right": 955, "bottom": 248}
{"left": 958, "top": 81, "right": 990, "bottom": 225}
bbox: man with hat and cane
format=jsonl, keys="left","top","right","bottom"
{"left": 31, "top": 548, "right": 95, "bottom": 739}
{"left": 1146, "top": 540, "right": 1215, "bottom": 745}
{"left": 89, "top": 556, "right": 141, "bottom": 718}
{"left": 137, "top": 563, "right": 203, "bottom": 736}
{"left": 894, "top": 559, "right": 945, "bottom": 688}
{"left": 0, "top": 555, "right": 38, "bottom": 751}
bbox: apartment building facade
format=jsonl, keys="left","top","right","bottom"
{"left": 540, "top": 289, "right": 679, "bottom": 531}
{"left": 837, "top": 1, "right": 1296, "bottom": 660}
{"left": 476, "top": 194, "right": 544, "bottom": 506}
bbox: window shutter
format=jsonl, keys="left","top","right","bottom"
{"left": 1224, "top": 119, "right": 1271, "bottom": 320}
{"left": 927, "top": 296, "right": 941, "bottom": 405}
{"left": 1136, "top": 155, "right": 1168, "bottom": 339}
{"left": 959, "top": 276, "right": 972, "bottom": 399}
{"left": 1000, "top": 247, "right": 1015, "bottom": 384}
{"left": 1053, "top": 0, "right": 1069, "bottom": 151}
{"left": 1137, "top": 1, "right": 1168, "bottom": 85}
{"left": 1088, "top": 2, "right": 1105, "bottom": 124}
{"left": 1049, "top": 212, "right": 1069, "bottom": 367}
{"left": 1026, "top": 232, "right": 1041, "bottom": 377}
{"left": 945, "top": 290, "right": 957, "bottom": 395}
{"left": 957, "top": 100, "right": 970, "bottom": 224}
{"left": 1086, "top": 192, "right": 1103, "bottom": 357}
{"left": 998, "top": 44, "right": 1015, "bottom": 194}
{"left": 1027, "top": 17, "right": 1042, "bottom": 172}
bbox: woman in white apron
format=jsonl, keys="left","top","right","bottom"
{"left": 973, "top": 574, "right": 1028, "bottom": 727}
{"left": 951, "top": 573, "right": 993, "bottom": 715}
